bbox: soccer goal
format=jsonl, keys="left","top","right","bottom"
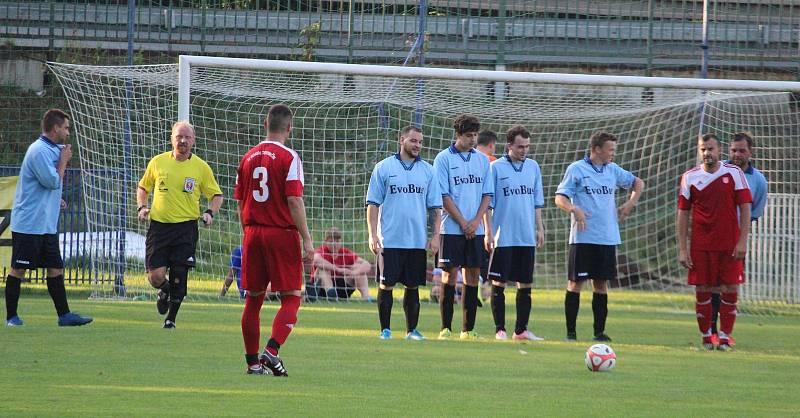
{"left": 47, "top": 56, "right": 800, "bottom": 313}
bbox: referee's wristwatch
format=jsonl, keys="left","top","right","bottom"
{"left": 137, "top": 205, "right": 148, "bottom": 213}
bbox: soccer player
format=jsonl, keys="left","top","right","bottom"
{"left": 220, "top": 246, "right": 245, "bottom": 300}
{"left": 367, "top": 126, "right": 442, "bottom": 340}
{"left": 5, "top": 109, "right": 93, "bottom": 327}
{"left": 235, "top": 104, "right": 314, "bottom": 376}
{"left": 477, "top": 130, "right": 498, "bottom": 162}
{"left": 433, "top": 114, "right": 494, "bottom": 340}
{"left": 137, "top": 121, "right": 223, "bottom": 329}
{"left": 678, "top": 133, "right": 751, "bottom": 351}
{"left": 709, "top": 132, "right": 768, "bottom": 345}
{"left": 312, "top": 227, "right": 372, "bottom": 301}
{"left": 555, "top": 132, "right": 644, "bottom": 342}
{"left": 485, "top": 125, "right": 545, "bottom": 341}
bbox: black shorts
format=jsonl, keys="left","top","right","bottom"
{"left": 488, "top": 246, "right": 535, "bottom": 284}
{"left": 438, "top": 234, "right": 486, "bottom": 269}
{"left": 332, "top": 277, "right": 357, "bottom": 299}
{"left": 377, "top": 248, "right": 427, "bottom": 287}
{"left": 11, "top": 232, "right": 63, "bottom": 269}
{"left": 145, "top": 220, "right": 199, "bottom": 270}
{"left": 568, "top": 244, "right": 617, "bottom": 282}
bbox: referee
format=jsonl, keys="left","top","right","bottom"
{"left": 137, "top": 121, "right": 223, "bottom": 329}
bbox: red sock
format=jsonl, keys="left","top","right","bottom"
{"left": 241, "top": 293, "right": 266, "bottom": 358}
{"left": 719, "top": 292, "right": 738, "bottom": 337}
{"left": 268, "top": 295, "right": 301, "bottom": 354}
{"left": 695, "top": 291, "right": 713, "bottom": 335}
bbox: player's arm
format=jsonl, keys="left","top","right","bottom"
{"left": 468, "top": 194, "right": 492, "bottom": 238}
{"left": 442, "top": 195, "right": 472, "bottom": 238}
{"left": 555, "top": 194, "right": 587, "bottom": 231}
{"left": 535, "top": 207, "right": 545, "bottom": 248}
{"left": 618, "top": 177, "right": 645, "bottom": 223}
{"left": 201, "top": 194, "right": 224, "bottom": 227}
{"left": 676, "top": 209, "right": 692, "bottom": 269}
{"left": 366, "top": 204, "right": 381, "bottom": 255}
{"left": 220, "top": 268, "right": 235, "bottom": 297}
{"left": 428, "top": 207, "right": 442, "bottom": 255}
{"left": 136, "top": 186, "right": 150, "bottom": 221}
{"left": 482, "top": 207, "right": 494, "bottom": 253}
{"left": 734, "top": 203, "right": 751, "bottom": 259}
{"left": 287, "top": 196, "right": 314, "bottom": 263}
{"left": 313, "top": 252, "right": 344, "bottom": 274}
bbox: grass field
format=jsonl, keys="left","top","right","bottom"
{"left": 1, "top": 287, "right": 798, "bottom": 417}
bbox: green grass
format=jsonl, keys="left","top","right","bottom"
{"left": 0, "top": 289, "right": 798, "bottom": 417}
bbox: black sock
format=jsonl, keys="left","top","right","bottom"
{"left": 592, "top": 292, "right": 608, "bottom": 336}
{"left": 267, "top": 338, "right": 281, "bottom": 354}
{"left": 5, "top": 275, "right": 22, "bottom": 320}
{"left": 440, "top": 284, "right": 455, "bottom": 330}
{"left": 403, "top": 287, "right": 420, "bottom": 333}
{"left": 377, "top": 287, "right": 393, "bottom": 330}
{"left": 157, "top": 280, "right": 171, "bottom": 292}
{"left": 46, "top": 275, "right": 70, "bottom": 316}
{"left": 565, "top": 290, "right": 580, "bottom": 335}
{"left": 463, "top": 285, "right": 478, "bottom": 332}
{"left": 710, "top": 293, "right": 721, "bottom": 334}
{"left": 245, "top": 354, "right": 259, "bottom": 366}
{"left": 166, "top": 299, "right": 182, "bottom": 322}
{"left": 490, "top": 284, "right": 505, "bottom": 332}
{"left": 515, "top": 287, "right": 532, "bottom": 335}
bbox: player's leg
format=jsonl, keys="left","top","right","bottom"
{"left": 717, "top": 254, "right": 744, "bottom": 350}
{"left": 163, "top": 221, "right": 198, "bottom": 327}
{"left": 512, "top": 247, "right": 540, "bottom": 340}
{"left": 459, "top": 235, "right": 484, "bottom": 338}
{"left": 709, "top": 291, "right": 721, "bottom": 344}
{"left": 564, "top": 244, "right": 584, "bottom": 341}
{"left": 688, "top": 249, "right": 715, "bottom": 349}
{"left": 145, "top": 223, "right": 172, "bottom": 315}
{"left": 376, "top": 249, "right": 395, "bottom": 338}
{"left": 6, "top": 232, "right": 34, "bottom": 326}
{"left": 240, "top": 229, "right": 269, "bottom": 374}
{"left": 591, "top": 279, "right": 610, "bottom": 341}
{"left": 488, "top": 245, "right": 507, "bottom": 339}
{"left": 163, "top": 263, "right": 188, "bottom": 328}
{"left": 401, "top": 249, "right": 426, "bottom": 340}
{"left": 5, "top": 266, "right": 26, "bottom": 326}
{"left": 39, "top": 233, "right": 92, "bottom": 326}
{"left": 438, "top": 235, "right": 464, "bottom": 338}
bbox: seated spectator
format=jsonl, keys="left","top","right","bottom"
{"left": 311, "top": 227, "right": 372, "bottom": 301}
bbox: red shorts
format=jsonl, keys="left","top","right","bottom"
{"left": 242, "top": 226, "right": 303, "bottom": 293}
{"left": 687, "top": 249, "right": 744, "bottom": 286}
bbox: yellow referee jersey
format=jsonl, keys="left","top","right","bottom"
{"left": 138, "top": 152, "right": 223, "bottom": 223}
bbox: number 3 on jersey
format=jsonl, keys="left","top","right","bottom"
{"left": 253, "top": 166, "right": 269, "bottom": 202}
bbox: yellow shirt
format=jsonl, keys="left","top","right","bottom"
{"left": 138, "top": 152, "right": 222, "bottom": 223}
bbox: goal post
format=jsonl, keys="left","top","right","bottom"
{"left": 50, "top": 56, "right": 800, "bottom": 312}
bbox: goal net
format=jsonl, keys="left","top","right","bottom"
{"left": 48, "top": 57, "right": 800, "bottom": 313}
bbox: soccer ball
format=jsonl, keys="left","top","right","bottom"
{"left": 585, "top": 344, "right": 616, "bottom": 372}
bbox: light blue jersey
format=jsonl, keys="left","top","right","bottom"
{"left": 11, "top": 136, "right": 64, "bottom": 235}
{"left": 555, "top": 156, "right": 635, "bottom": 245}
{"left": 433, "top": 144, "right": 494, "bottom": 235}
{"left": 490, "top": 156, "right": 545, "bottom": 247}
{"left": 725, "top": 160, "right": 767, "bottom": 221}
{"left": 366, "top": 154, "right": 442, "bottom": 249}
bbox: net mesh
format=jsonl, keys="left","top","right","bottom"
{"left": 47, "top": 60, "right": 800, "bottom": 313}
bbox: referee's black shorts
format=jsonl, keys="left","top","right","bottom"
{"left": 438, "top": 234, "right": 486, "bottom": 269}
{"left": 145, "top": 220, "right": 199, "bottom": 270}
{"left": 11, "top": 232, "right": 63, "bottom": 269}
{"left": 568, "top": 243, "right": 617, "bottom": 282}
{"left": 488, "top": 246, "right": 535, "bottom": 284}
{"left": 376, "top": 248, "right": 427, "bottom": 287}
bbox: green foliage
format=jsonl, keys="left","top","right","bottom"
{"left": 297, "top": 21, "right": 321, "bottom": 62}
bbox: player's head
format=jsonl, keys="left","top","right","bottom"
{"left": 399, "top": 125, "right": 423, "bottom": 159}
{"left": 42, "top": 109, "right": 70, "bottom": 143}
{"left": 698, "top": 132, "right": 721, "bottom": 169}
{"left": 476, "top": 130, "right": 497, "bottom": 157}
{"left": 505, "top": 124, "right": 531, "bottom": 162}
{"left": 171, "top": 121, "right": 196, "bottom": 156}
{"left": 589, "top": 132, "right": 617, "bottom": 164}
{"left": 729, "top": 131, "right": 754, "bottom": 170}
{"left": 324, "top": 227, "right": 343, "bottom": 251}
{"left": 265, "top": 104, "right": 293, "bottom": 138}
{"left": 453, "top": 114, "right": 480, "bottom": 149}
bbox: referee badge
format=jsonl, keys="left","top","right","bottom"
{"left": 183, "top": 177, "right": 196, "bottom": 193}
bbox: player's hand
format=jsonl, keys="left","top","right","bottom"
{"left": 733, "top": 241, "right": 747, "bottom": 259}
{"left": 59, "top": 144, "right": 73, "bottom": 163}
{"left": 536, "top": 229, "right": 545, "bottom": 249}
{"left": 201, "top": 212, "right": 213, "bottom": 227}
{"left": 678, "top": 249, "right": 693, "bottom": 269}
{"left": 301, "top": 241, "right": 315, "bottom": 263}
{"left": 572, "top": 207, "right": 588, "bottom": 231}
{"left": 428, "top": 234, "right": 440, "bottom": 255}
{"left": 60, "top": 199, "right": 68, "bottom": 210}
{"left": 484, "top": 235, "right": 494, "bottom": 253}
{"left": 138, "top": 207, "right": 150, "bottom": 222}
{"left": 368, "top": 234, "right": 382, "bottom": 255}
{"left": 618, "top": 201, "right": 634, "bottom": 224}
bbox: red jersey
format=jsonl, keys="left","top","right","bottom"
{"left": 312, "top": 245, "right": 358, "bottom": 280}
{"left": 234, "top": 140, "right": 304, "bottom": 228}
{"left": 678, "top": 163, "right": 752, "bottom": 251}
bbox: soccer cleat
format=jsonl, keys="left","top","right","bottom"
{"left": 6, "top": 315, "right": 24, "bottom": 327}
{"left": 702, "top": 336, "right": 715, "bottom": 350}
{"left": 405, "top": 329, "right": 425, "bottom": 341}
{"left": 717, "top": 339, "right": 732, "bottom": 351}
{"left": 459, "top": 330, "right": 479, "bottom": 340}
{"left": 728, "top": 336, "right": 736, "bottom": 346}
{"left": 710, "top": 333, "right": 720, "bottom": 347}
{"left": 495, "top": 330, "right": 509, "bottom": 340}
{"left": 593, "top": 333, "right": 612, "bottom": 342}
{"left": 246, "top": 364, "right": 268, "bottom": 375}
{"left": 57, "top": 312, "right": 93, "bottom": 327}
{"left": 259, "top": 350, "right": 288, "bottom": 377}
{"left": 513, "top": 330, "right": 545, "bottom": 341}
{"left": 163, "top": 320, "right": 176, "bottom": 329}
{"left": 437, "top": 328, "right": 452, "bottom": 340}
{"left": 566, "top": 332, "right": 577, "bottom": 341}
{"left": 379, "top": 328, "right": 392, "bottom": 340}
{"left": 156, "top": 289, "right": 169, "bottom": 315}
